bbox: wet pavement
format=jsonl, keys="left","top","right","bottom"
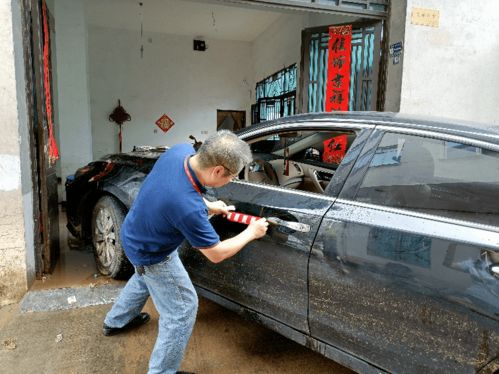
{"left": 0, "top": 208, "right": 353, "bottom": 373}
{"left": 0, "top": 296, "right": 353, "bottom": 374}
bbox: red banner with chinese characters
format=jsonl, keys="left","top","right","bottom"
{"left": 42, "top": 1, "right": 59, "bottom": 163}
{"left": 323, "top": 134, "right": 347, "bottom": 164}
{"left": 325, "top": 25, "right": 352, "bottom": 112}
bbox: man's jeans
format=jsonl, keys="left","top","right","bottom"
{"left": 104, "top": 250, "right": 198, "bottom": 374}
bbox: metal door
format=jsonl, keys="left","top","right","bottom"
{"left": 301, "top": 21, "right": 383, "bottom": 112}
{"left": 183, "top": 181, "right": 332, "bottom": 333}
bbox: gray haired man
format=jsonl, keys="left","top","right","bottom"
{"left": 102, "top": 130, "right": 268, "bottom": 374}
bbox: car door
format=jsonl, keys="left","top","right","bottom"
{"left": 181, "top": 121, "right": 372, "bottom": 333}
{"left": 308, "top": 127, "right": 499, "bottom": 373}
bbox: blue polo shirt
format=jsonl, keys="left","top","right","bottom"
{"left": 121, "top": 143, "right": 220, "bottom": 266}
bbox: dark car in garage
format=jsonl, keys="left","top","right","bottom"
{"left": 66, "top": 112, "right": 499, "bottom": 373}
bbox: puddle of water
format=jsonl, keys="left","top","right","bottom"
{"left": 30, "top": 207, "right": 123, "bottom": 291}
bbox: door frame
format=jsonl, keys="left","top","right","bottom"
{"left": 299, "top": 21, "right": 385, "bottom": 114}
{"left": 21, "top": 0, "right": 59, "bottom": 276}
{"left": 217, "top": 109, "right": 246, "bottom": 131}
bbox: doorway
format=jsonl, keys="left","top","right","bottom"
{"left": 217, "top": 110, "right": 246, "bottom": 131}
{"left": 300, "top": 21, "right": 384, "bottom": 113}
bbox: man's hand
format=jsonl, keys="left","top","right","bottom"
{"left": 204, "top": 199, "right": 234, "bottom": 216}
{"left": 246, "top": 218, "right": 268, "bottom": 239}
{"left": 200, "top": 217, "right": 269, "bottom": 263}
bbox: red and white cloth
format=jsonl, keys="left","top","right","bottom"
{"left": 225, "top": 212, "right": 260, "bottom": 225}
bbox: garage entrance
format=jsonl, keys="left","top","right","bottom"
{"left": 20, "top": 0, "right": 390, "bottom": 280}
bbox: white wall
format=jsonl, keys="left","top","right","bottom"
{"left": 54, "top": 0, "right": 93, "bottom": 188}
{"left": 252, "top": 13, "right": 306, "bottom": 84}
{"left": 0, "top": 0, "right": 32, "bottom": 305}
{"left": 88, "top": 27, "right": 253, "bottom": 158}
{"left": 401, "top": 0, "right": 499, "bottom": 124}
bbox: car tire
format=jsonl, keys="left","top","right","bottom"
{"left": 91, "top": 196, "right": 133, "bottom": 279}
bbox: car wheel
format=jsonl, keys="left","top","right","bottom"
{"left": 91, "top": 196, "right": 132, "bottom": 279}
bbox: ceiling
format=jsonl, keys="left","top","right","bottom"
{"left": 85, "top": 0, "right": 289, "bottom": 42}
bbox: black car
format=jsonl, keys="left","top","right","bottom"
{"left": 66, "top": 112, "right": 499, "bottom": 373}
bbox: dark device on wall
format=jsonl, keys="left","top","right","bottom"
{"left": 193, "top": 39, "right": 206, "bottom": 51}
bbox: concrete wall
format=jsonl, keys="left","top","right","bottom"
{"left": 0, "top": 0, "right": 33, "bottom": 306}
{"left": 400, "top": 0, "right": 499, "bottom": 124}
{"left": 88, "top": 27, "right": 253, "bottom": 159}
{"left": 383, "top": 0, "right": 407, "bottom": 112}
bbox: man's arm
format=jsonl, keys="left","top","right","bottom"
{"left": 199, "top": 218, "right": 268, "bottom": 263}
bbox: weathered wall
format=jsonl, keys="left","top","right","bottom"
{"left": 0, "top": 0, "right": 33, "bottom": 306}
{"left": 401, "top": 0, "right": 499, "bottom": 124}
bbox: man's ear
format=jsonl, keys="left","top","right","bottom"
{"left": 213, "top": 165, "right": 225, "bottom": 176}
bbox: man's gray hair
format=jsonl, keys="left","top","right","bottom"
{"left": 197, "top": 130, "right": 252, "bottom": 175}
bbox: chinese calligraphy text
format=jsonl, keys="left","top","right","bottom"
{"left": 326, "top": 25, "right": 352, "bottom": 111}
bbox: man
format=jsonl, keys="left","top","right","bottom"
{"left": 102, "top": 130, "right": 268, "bottom": 374}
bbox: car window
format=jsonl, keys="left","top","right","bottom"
{"left": 245, "top": 130, "right": 356, "bottom": 194}
{"left": 355, "top": 132, "right": 499, "bottom": 227}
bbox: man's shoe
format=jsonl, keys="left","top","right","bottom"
{"left": 103, "top": 312, "right": 151, "bottom": 336}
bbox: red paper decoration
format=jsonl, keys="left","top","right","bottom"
{"left": 155, "top": 114, "right": 175, "bottom": 133}
{"left": 323, "top": 134, "right": 348, "bottom": 164}
{"left": 325, "top": 25, "right": 352, "bottom": 112}
{"left": 42, "top": 1, "right": 59, "bottom": 163}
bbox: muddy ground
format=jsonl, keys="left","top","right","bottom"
{"left": 0, "top": 210, "right": 353, "bottom": 373}
{"left": 0, "top": 296, "right": 353, "bottom": 374}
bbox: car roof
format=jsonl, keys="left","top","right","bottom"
{"left": 237, "top": 112, "right": 499, "bottom": 145}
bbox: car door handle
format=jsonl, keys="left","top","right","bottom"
{"left": 225, "top": 211, "right": 311, "bottom": 233}
{"left": 489, "top": 264, "right": 499, "bottom": 277}
{"left": 267, "top": 217, "right": 311, "bottom": 233}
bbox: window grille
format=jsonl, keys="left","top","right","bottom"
{"left": 252, "top": 64, "right": 297, "bottom": 124}
{"left": 302, "top": 22, "right": 383, "bottom": 113}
